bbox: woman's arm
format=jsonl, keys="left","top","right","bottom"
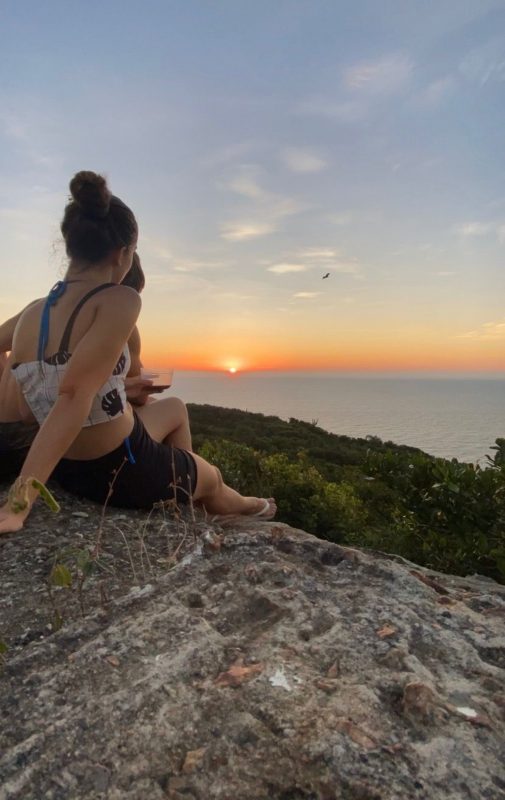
{"left": 0, "top": 300, "right": 40, "bottom": 355}
{"left": 127, "top": 325, "right": 143, "bottom": 377}
{"left": 0, "top": 286, "right": 141, "bottom": 533}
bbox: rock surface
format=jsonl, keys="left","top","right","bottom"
{"left": 1, "top": 488, "right": 505, "bottom": 800}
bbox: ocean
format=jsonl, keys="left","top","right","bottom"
{"left": 156, "top": 371, "right": 505, "bottom": 465}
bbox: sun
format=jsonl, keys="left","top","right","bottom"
{"left": 228, "top": 367, "right": 237, "bottom": 374}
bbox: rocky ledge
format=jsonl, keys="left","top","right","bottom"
{"left": 0, "top": 489, "right": 504, "bottom": 800}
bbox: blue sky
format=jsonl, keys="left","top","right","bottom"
{"left": 1, "top": 0, "right": 504, "bottom": 371}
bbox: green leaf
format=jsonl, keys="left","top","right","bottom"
{"left": 76, "top": 549, "right": 95, "bottom": 577}
{"left": 30, "top": 479, "right": 60, "bottom": 512}
{"left": 51, "top": 611, "right": 64, "bottom": 632}
{"left": 50, "top": 564, "right": 72, "bottom": 588}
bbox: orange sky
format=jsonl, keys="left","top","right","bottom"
{"left": 143, "top": 329, "right": 505, "bottom": 373}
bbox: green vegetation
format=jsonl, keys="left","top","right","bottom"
{"left": 189, "top": 404, "right": 505, "bottom": 583}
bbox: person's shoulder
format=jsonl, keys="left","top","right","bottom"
{"left": 17, "top": 297, "right": 44, "bottom": 323}
{"left": 101, "top": 284, "right": 142, "bottom": 312}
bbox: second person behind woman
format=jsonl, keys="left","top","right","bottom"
{"left": 0, "top": 171, "right": 276, "bottom": 533}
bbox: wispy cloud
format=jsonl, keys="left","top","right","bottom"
{"left": 293, "top": 292, "right": 321, "bottom": 299}
{"left": 0, "top": 109, "right": 61, "bottom": 168}
{"left": 328, "top": 213, "right": 352, "bottom": 226}
{"left": 221, "top": 165, "right": 304, "bottom": 241}
{"left": 296, "top": 247, "right": 340, "bottom": 260}
{"left": 453, "top": 220, "right": 505, "bottom": 243}
{"left": 141, "top": 237, "right": 228, "bottom": 272}
{"left": 459, "top": 38, "right": 505, "bottom": 86}
{"left": 457, "top": 320, "right": 505, "bottom": 341}
{"left": 202, "top": 140, "right": 259, "bottom": 169}
{"left": 141, "top": 236, "right": 173, "bottom": 261}
{"left": 267, "top": 262, "right": 308, "bottom": 274}
{"left": 296, "top": 53, "right": 412, "bottom": 127}
{"left": 343, "top": 53, "right": 413, "bottom": 95}
{"left": 211, "top": 291, "right": 256, "bottom": 300}
{"left": 453, "top": 221, "right": 494, "bottom": 237}
{"left": 413, "top": 76, "right": 456, "bottom": 109}
{"left": 227, "top": 165, "right": 267, "bottom": 199}
{"left": 293, "top": 247, "right": 361, "bottom": 276}
{"left": 221, "top": 221, "right": 277, "bottom": 241}
{"left": 281, "top": 147, "right": 327, "bottom": 173}
{"left": 173, "top": 259, "right": 228, "bottom": 273}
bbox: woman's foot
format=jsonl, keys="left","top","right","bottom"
{"left": 208, "top": 497, "right": 277, "bottom": 523}
{"left": 250, "top": 497, "right": 276, "bottom": 520}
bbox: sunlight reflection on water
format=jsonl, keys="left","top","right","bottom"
{"left": 154, "top": 371, "right": 505, "bottom": 464}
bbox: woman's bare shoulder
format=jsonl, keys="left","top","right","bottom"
{"left": 97, "top": 283, "right": 141, "bottom": 309}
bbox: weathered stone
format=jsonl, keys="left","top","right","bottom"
{"left": 0, "top": 487, "right": 504, "bottom": 799}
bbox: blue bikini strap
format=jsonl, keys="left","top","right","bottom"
{"left": 37, "top": 281, "right": 68, "bottom": 361}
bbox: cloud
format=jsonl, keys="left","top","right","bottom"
{"left": 227, "top": 165, "right": 267, "bottom": 200}
{"left": 282, "top": 246, "right": 362, "bottom": 278}
{"left": 328, "top": 213, "right": 352, "bottom": 226}
{"left": 221, "top": 167, "right": 304, "bottom": 241}
{"left": 141, "top": 237, "right": 173, "bottom": 261}
{"left": 221, "top": 221, "right": 277, "bottom": 241}
{"left": 413, "top": 76, "right": 456, "bottom": 109}
{"left": 343, "top": 53, "right": 413, "bottom": 95}
{"left": 296, "top": 247, "right": 340, "bottom": 260}
{"left": 296, "top": 53, "right": 411, "bottom": 127}
{"left": 267, "top": 263, "right": 308, "bottom": 274}
{"left": 453, "top": 222, "right": 494, "bottom": 237}
{"left": 202, "top": 140, "right": 258, "bottom": 168}
{"left": 281, "top": 147, "right": 327, "bottom": 174}
{"left": 459, "top": 37, "right": 505, "bottom": 85}
{"left": 456, "top": 320, "right": 505, "bottom": 341}
{"left": 211, "top": 291, "right": 256, "bottom": 300}
{"left": 453, "top": 220, "right": 505, "bottom": 242}
{"left": 292, "top": 292, "right": 321, "bottom": 299}
{"left": 0, "top": 109, "right": 62, "bottom": 169}
{"left": 172, "top": 259, "right": 228, "bottom": 273}
{"left": 436, "top": 271, "right": 456, "bottom": 276}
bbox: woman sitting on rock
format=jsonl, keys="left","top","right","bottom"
{"left": 0, "top": 255, "right": 155, "bottom": 479}
{"left": 0, "top": 170, "right": 276, "bottom": 533}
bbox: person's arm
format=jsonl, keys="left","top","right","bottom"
{"left": 127, "top": 325, "right": 143, "bottom": 377}
{"left": 0, "top": 286, "right": 141, "bottom": 533}
{"left": 124, "top": 325, "right": 156, "bottom": 405}
{"left": 0, "top": 300, "right": 40, "bottom": 355}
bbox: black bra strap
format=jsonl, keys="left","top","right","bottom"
{"left": 58, "top": 283, "right": 116, "bottom": 353}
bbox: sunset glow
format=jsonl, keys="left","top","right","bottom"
{"left": 1, "top": 3, "right": 503, "bottom": 377}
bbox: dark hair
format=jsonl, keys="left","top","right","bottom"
{"left": 61, "top": 170, "right": 137, "bottom": 264}
{"left": 121, "top": 252, "right": 145, "bottom": 293}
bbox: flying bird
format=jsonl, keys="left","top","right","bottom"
{"left": 322, "top": 272, "right": 330, "bottom": 279}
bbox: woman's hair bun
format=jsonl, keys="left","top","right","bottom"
{"left": 69, "top": 171, "right": 111, "bottom": 220}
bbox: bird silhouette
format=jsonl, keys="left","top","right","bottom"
{"left": 322, "top": 272, "right": 330, "bottom": 279}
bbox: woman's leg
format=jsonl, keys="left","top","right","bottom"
{"left": 135, "top": 397, "right": 192, "bottom": 450}
{"left": 190, "top": 452, "right": 276, "bottom": 517}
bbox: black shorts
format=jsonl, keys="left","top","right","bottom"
{"left": 53, "top": 413, "right": 198, "bottom": 510}
{"left": 0, "top": 421, "right": 39, "bottom": 481}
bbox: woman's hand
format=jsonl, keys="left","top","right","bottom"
{"left": 125, "top": 375, "right": 155, "bottom": 406}
{"left": 0, "top": 503, "right": 29, "bottom": 534}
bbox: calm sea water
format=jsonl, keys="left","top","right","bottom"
{"left": 156, "top": 371, "right": 505, "bottom": 465}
